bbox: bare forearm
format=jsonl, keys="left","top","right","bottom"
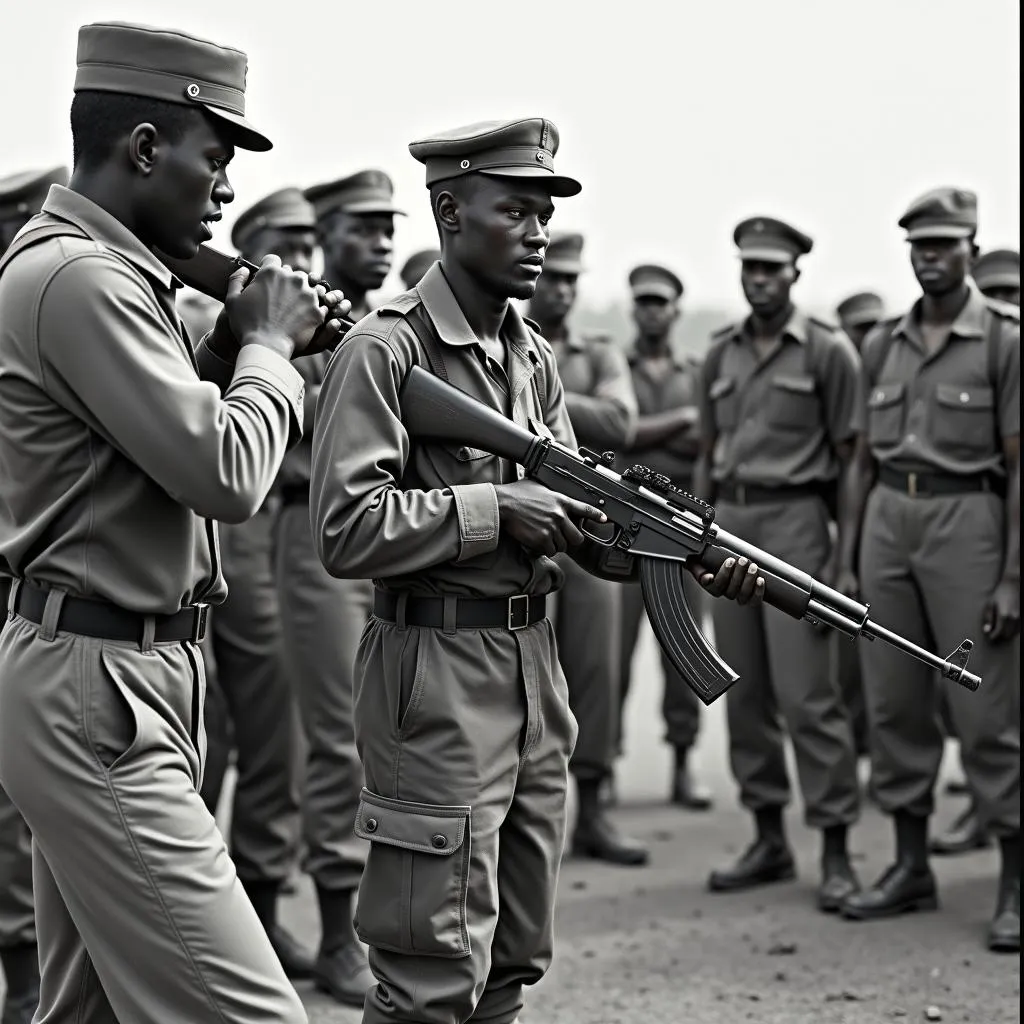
{"left": 629, "top": 408, "right": 699, "bottom": 450}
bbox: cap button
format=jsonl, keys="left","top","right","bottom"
{"left": 459, "top": 159, "right": 470, "bottom": 170}
{"left": 535, "top": 151, "right": 546, "bottom": 162}
{"left": 185, "top": 83, "right": 201, "bottom": 99}
{"left": 430, "top": 833, "right": 448, "bottom": 850}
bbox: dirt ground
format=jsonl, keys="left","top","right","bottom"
{"left": 284, "top": 624, "right": 1021, "bottom": 1024}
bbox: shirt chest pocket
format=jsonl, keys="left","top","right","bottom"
{"left": 766, "top": 373, "right": 819, "bottom": 431}
{"left": 424, "top": 443, "right": 501, "bottom": 487}
{"left": 867, "top": 382, "right": 906, "bottom": 446}
{"left": 709, "top": 376, "right": 738, "bottom": 431}
{"left": 930, "top": 384, "right": 996, "bottom": 456}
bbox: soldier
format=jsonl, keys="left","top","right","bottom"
{"left": 525, "top": 232, "right": 647, "bottom": 865}
{"left": 973, "top": 248, "right": 1021, "bottom": 307}
{"left": 837, "top": 291, "right": 885, "bottom": 352}
{"left": 694, "top": 217, "right": 862, "bottom": 913}
{"left": 399, "top": 247, "right": 441, "bottom": 290}
{"left": 0, "top": 164, "right": 66, "bottom": 1024}
{"left": 309, "top": 117, "right": 764, "bottom": 1024}
{"left": 838, "top": 188, "right": 1020, "bottom": 954}
{"left": 617, "top": 264, "right": 712, "bottom": 810}
{"left": 272, "top": 170, "right": 404, "bottom": 1005}
{"left": 0, "top": 21, "right": 348, "bottom": 1023}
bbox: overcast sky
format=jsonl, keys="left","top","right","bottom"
{"left": 2, "top": 0, "right": 1019, "bottom": 315}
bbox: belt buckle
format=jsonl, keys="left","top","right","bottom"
{"left": 507, "top": 594, "right": 530, "bottom": 631}
{"left": 907, "top": 472, "right": 918, "bottom": 498}
{"left": 191, "top": 603, "right": 210, "bottom": 644}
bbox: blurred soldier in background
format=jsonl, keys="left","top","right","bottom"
{"left": 972, "top": 248, "right": 1020, "bottom": 307}
{"left": 527, "top": 232, "right": 648, "bottom": 866}
{"left": 399, "top": 247, "right": 441, "bottom": 290}
{"left": 616, "top": 265, "right": 712, "bottom": 811}
{"left": 695, "top": 218, "right": 862, "bottom": 913}
{"left": 837, "top": 291, "right": 885, "bottom": 353}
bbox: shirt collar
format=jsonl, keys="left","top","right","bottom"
{"left": 39, "top": 185, "right": 177, "bottom": 290}
{"left": 738, "top": 306, "right": 809, "bottom": 344}
{"left": 895, "top": 282, "right": 988, "bottom": 342}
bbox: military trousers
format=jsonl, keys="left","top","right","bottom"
{"left": 353, "top": 612, "right": 577, "bottom": 1024}
{"left": 617, "top": 576, "right": 703, "bottom": 754}
{"left": 859, "top": 485, "right": 1020, "bottom": 833}
{"left": 711, "top": 495, "right": 860, "bottom": 829}
{"left": 200, "top": 503, "right": 300, "bottom": 885}
{"left": 0, "top": 608, "right": 305, "bottom": 1024}
{"left": 276, "top": 500, "right": 371, "bottom": 893}
{"left": 552, "top": 555, "right": 619, "bottom": 781}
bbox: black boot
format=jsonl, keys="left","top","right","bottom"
{"left": 242, "top": 879, "right": 315, "bottom": 980}
{"left": 930, "top": 800, "right": 990, "bottom": 856}
{"left": 313, "top": 886, "right": 376, "bottom": 1007}
{"left": 598, "top": 768, "right": 618, "bottom": 808}
{"left": 708, "top": 808, "right": 795, "bottom": 893}
{"left": 842, "top": 812, "right": 937, "bottom": 920}
{"left": 0, "top": 943, "right": 39, "bottom": 1024}
{"left": 671, "top": 746, "right": 713, "bottom": 811}
{"left": 818, "top": 825, "right": 860, "bottom": 913}
{"left": 572, "top": 777, "right": 649, "bottom": 866}
{"left": 987, "top": 834, "right": 1021, "bottom": 953}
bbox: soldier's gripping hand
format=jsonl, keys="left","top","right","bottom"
{"left": 225, "top": 254, "right": 328, "bottom": 360}
{"left": 690, "top": 555, "right": 765, "bottom": 606}
{"left": 983, "top": 577, "right": 1021, "bottom": 643}
{"left": 494, "top": 480, "right": 607, "bottom": 558}
{"left": 304, "top": 271, "right": 352, "bottom": 356}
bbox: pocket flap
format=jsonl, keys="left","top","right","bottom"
{"left": 771, "top": 373, "right": 816, "bottom": 395}
{"left": 935, "top": 384, "right": 994, "bottom": 410}
{"left": 709, "top": 376, "right": 735, "bottom": 400}
{"left": 868, "top": 382, "right": 905, "bottom": 408}
{"left": 443, "top": 444, "right": 492, "bottom": 463}
{"left": 355, "top": 789, "right": 470, "bottom": 856}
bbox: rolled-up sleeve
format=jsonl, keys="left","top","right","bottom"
{"left": 310, "top": 330, "right": 498, "bottom": 579}
{"left": 38, "top": 254, "right": 303, "bottom": 524}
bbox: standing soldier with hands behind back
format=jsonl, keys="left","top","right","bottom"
{"left": 837, "top": 189, "right": 1020, "bottom": 953}
{"left": 0, "top": 22, "right": 349, "bottom": 1023}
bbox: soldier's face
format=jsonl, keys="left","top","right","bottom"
{"left": 320, "top": 212, "right": 394, "bottom": 292}
{"left": 449, "top": 176, "right": 554, "bottom": 301}
{"left": 531, "top": 270, "right": 578, "bottom": 322}
{"left": 139, "top": 113, "right": 235, "bottom": 260}
{"left": 980, "top": 284, "right": 1020, "bottom": 307}
{"left": 840, "top": 319, "right": 877, "bottom": 352}
{"left": 632, "top": 296, "right": 678, "bottom": 339}
{"left": 910, "top": 236, "right": 972, "bottom": 295}
{"left": 243, "top": 226, "right": 317, "bottom": 275}
{"left": 741, "top": 259, "right": 796, "bottom": 315}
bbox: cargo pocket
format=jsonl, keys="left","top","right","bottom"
{"left": 866, "top": 382, "right": 906, "bottom": 446}
{"left": 709, "top": 376, "right": 738, "bottom": 431}
{"left": 767, "top": 373, "right": 819, "bottom": 430}
{"left": 931, "top": 384, "right": 996, "bottom": 457}
{"left": 353, "top": 789, "right": 472, "bottom": 958}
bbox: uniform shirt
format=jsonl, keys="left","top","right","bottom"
{"left": 0, "top": 186, "right": 304, "bottom": 615}
{"left": 624, "top": 349, "right": 702, "bottom": 485}
{"left": 549, "top": 331, "right": 636, "bottom": 450}
{"left": 699, "top": 309, "right": 859, "bottom": 487}
{"left": 311, "top": 261, "right": 580, "bottom": 599}
{"left": 854, "top": 284, "right": 1020, "bottom": 476}
{"left": 177, "top": 287, "right": 221, "bottom": 348}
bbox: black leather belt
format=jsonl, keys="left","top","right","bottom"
{"left": 877, "top": 466, "right": 1000, "bottom": 498}
{"left": 373, "top": 590, "right": 547, "bottom": 631}
{"left": 11, "top": 581, "right": 209, "bottom": 644}
{"left": 716, "top": 481, "right": 826, "bottom": 506}
{"left": 279, "top": 483, "right": 310, "bottom": 507}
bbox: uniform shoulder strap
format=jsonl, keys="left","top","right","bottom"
{"left": 404, "top": 301, "right": 450, "bottom": 383}
{"left": 0, "top": 221, "right": 91, "bottom": 279}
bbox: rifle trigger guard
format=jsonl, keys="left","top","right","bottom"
{"left": 580, "top": 519, "right": 620, "bottom": 546}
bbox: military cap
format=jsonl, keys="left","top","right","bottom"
{"left": 629, "top": 264, "right": 684, "bottom": 302}
{"left": 399, "top": 248, "right": 441, "bottom": 290}
{"left": 544, "top": 232, "right": 585, "bottom": 275}
{"left": 408, "top": 118, "right": 581, "bottom": 198}
{"left": 0, "top": 166, "right": 69, "bottom": 221}
{"left": 230, "top": 187, "right": 316, "bottom": 250}
{"left": 898, "top": 187, "right": 977, "bottom": 241}
{"left": 74, "top": 22, "right": 271, "bottom": 152}
{"left": 733, "top": 217, "right": 813, "bottom": 263}
{"left": 972, "top": 248, "right": 1020, "bottom": 291}
{"left": 836, "top": 291, "right": 885, "bottom": 327}
{"left": 303, "top": 169, "right": 405, "bottom": 221}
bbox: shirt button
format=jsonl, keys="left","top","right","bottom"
{"left": 364, "top": 818, "right": 378, "bottom": 834}
{"left": 907, "top": 434, "right": 918, "bottom": 443}
{"left": 959, "top": 392, "right": 970, "bottom": 403}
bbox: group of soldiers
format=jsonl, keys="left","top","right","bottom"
{"left": 0, "top": 18, "right": 1018, "bottom": 1024}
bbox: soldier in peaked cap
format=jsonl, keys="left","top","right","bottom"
{"left": 695, "top": 216, "right": 864, "bottom": 913}
{"left": 399, "top": 247, "right": 441, "bottom": 290}
{"left": 525, "top": 233, "right": 648, "bottom": 867}
{"left": 309, "top": 117, "right": 762, "bottom": 1024}
{"left": 0, "top": 163, "right": 67, "bottom": 1024}
{"left": 0, "top": 22, "right": 352, "bottom": 1024}
{"left": 837, "top": 291, "right": 885, "bottom": 352}
{"left": 838, "top": 189, "right": 1020, "bottom": 953}
{"left": 615, "top": 263, "right": 713, "bottom": 813}
{"left": 973, "top": 248, "right": 1020, "bottom": 307}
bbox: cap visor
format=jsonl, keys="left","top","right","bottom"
{"left": 843, "top": 312, "right": 882, "bottom": 327}
{"left": 738, "top": 247, "right": 794, "bottom": 263}
{"left": 204, "top": 106, "right": 273, "bottom": 152}
{"left": 336, "top": 201, "right": 407, "bottom": 217}
{"left": 479, "top": 168, "right": 582, "bottom": 198}
{"left": 905, "top": 225, "right": 974, "bottom": 241}
{"left": 543, "top": 259, "right": 584, "bottom": 275}
{"left": 974, "top": 272, "right": 1020, "bottom": 290}
{"left": 632, "top": 284, "right": 678, "bottom": 302}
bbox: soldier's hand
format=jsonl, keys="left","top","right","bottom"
{"left": 836, "top": 566, "right": 860, "bottom": 601}
{"left": 494, "top": 480, "right": 607, "bottom": 558}
{"left": 225, "top": 254, "right": 325, "bottom": 360}
{"left": 982, "top": 577, "right": 1021, "bottom": 643}
{"left": 301, "top": 275, "right": 352, "bottom": 357}
{"left": 691, "top": 555, "right": 765, "bottom": 606}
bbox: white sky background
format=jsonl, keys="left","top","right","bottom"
{"left": 2, "top": 0, "right": 1019, "bottom": 316}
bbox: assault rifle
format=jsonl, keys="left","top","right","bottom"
{"left": 399, "top": 365, "right": 982, "bottom": 706}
